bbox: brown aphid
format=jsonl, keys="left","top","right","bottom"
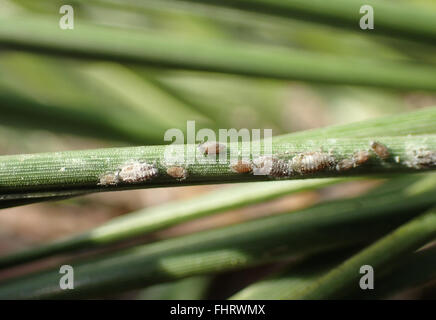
{"left": 336, "top": 158, "right": 354, "bottom": 171}
{"left": 370, "top": 141, "right": 389, "bottom": 160}
{"left": 230, "top": 159, "right": 252, "bottom": 174}
{"left": 98, "top": 172, "right": 120, "bottom": 186}
{"left": 353, "top": 150, "right": 370, "bottom": 165}
{"left": 336, "top": 150, "right": 370, "bottom": 171}
{"left": 118, "top": 160, "right": 158, "bottom": 183}
{"left": 198, "top": 141, "right": 227, "bottom": 156}
{"left": 290, "top": 152, "right": 335, "bottom": 174}
{"left": 167, "top": 166, "right": 188, "bottom": 181}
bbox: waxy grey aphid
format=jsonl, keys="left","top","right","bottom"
{"left": 269, "top": 158, "right": 292, "bottom": 177}
{"left": 118, "top": 160, "right": 158, "bottom": 183}
{"left": 406, "top": 148, "right": 436, "bottom": 169}
{"left": 252, "top": 156, "right": 292, "bottom": 177}
{"left": 290, "top": 152, "right": 335, "bottom": 174}
{"left": 252, "top": 156, "right": 272, "bottom": 176}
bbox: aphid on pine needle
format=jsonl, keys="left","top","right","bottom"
{"left": 252, "top": 156, "right": 274, "bottom": 176}
{"left": 230, "top": 159, "right": 252, "bottom": 174}
{"left": 353, "top": 150, "right": 370, "bottom": 165}
{"left": 370, "top": 141, "right": 389, "bottom": 160}
{"left": 118, "top": 160, "right": 158, "bottom": 183}
{"left": 269, "top": 158, "right": 292, "bottom": 177}
{"left": 198, "top": 141, "right": 227, "bottom": 157}
{"left": 290, "top": 152, "right": 335, "bottom": 174}
{"left": 167, "top": 166, "right": 188, "bottom": 181}
{"left": 98, "top": 171, "right": 120, "bottom": 186}
{"left": 336, "top": 158, "right": 354, "bottom": 171}
{"left": 252, "top": 156, "right": 292, "bottom": 177}
{"left": 336, "top": 150, "right": 370, "bottom": 171}
{"left": 405, "top": 148, "right": 436, "bottom": 169}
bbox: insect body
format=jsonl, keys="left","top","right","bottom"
{"left": 198, "top": 141, "right": 227, "bottom": 156}
{"left": 353, "top": 150, "right": 370, "bottom": 165}
{"left": 290, "top": 152, "right": 335, "bottom": 174}
{"left": 252, "top": 156, "right": 292, "bottom": 177}
{"left": 98, "top": 172, "right": 120, "bottom": 186}
{"left": 167, "top": 166, "right": 188, "bottom": 181}
{"left": 269, "top": 158, "right": 292, "bottom": 177}
{"left": 370, "top": 141, "right": 389, "bottom": 160}
{"left": 335, "top": 150, "right": 370, "bottom": 171}
{"left": 118, "top": 161, "right": 158, "bottom": 183}
{"left": 230, "top": 159, "right": 252, "bottom": 174}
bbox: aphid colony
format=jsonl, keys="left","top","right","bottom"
{"left": 230, "top": 141, "right": 391, "bottom": 178}
{"left": 97, "top": 141, "right": 227, "bottom": 186}
{"left": 247, "top": 152, "right": 335, "bottom": 177}
{"left": 98, "top": 160, "right": 190, "bottom": 186}
{"left": 98, "top": 140, "right": 409, "bottom": 185}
